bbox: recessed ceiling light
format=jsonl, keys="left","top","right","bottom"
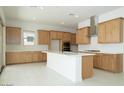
{"left": 68, "top": 13, "right": 79, "bottom": 18}
{"left": 61, "top": 22, "right": 65, "bottom": 25}
{"left": 39, "top": 6, "right": 44, "bottom": 10}
{"left": 75, "top": 15, "right": 79, "bottom": 18}
{"left": 68, "top": 13, "right": 75, "bottom": 16}
{"left": 33, "top": 17, "right": 36, "bottom": 20}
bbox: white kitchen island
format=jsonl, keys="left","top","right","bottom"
{"left": 44, "top": 51, "right": 95, "bottom": 83}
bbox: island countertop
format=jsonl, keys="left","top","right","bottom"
{"left": 43, "top": 50, "right": 96, "bottom": 57}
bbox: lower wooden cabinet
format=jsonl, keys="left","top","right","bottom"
{"left": 82, "top": 56, "right": 94, "bottom": 80}
{"left": 32, "top": 51, "right": 42, "bottom": 62}
{"left": 42, "top": 53, "right": 47, "bottom": 62}
{"left": 93, "top": 53, "right": 123, "bottom": 73}
{"left": 6, "top": 51, "right": 47, "bottom": 65}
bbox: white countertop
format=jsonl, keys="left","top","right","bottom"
{"left": 43, "top": 50, "right": 95, "bottom": 56}
{"left": 6, "top": 50, "right": 123, "bottom": 55}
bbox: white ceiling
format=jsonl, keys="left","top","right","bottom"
{"left": 3, "top": 6, "right": 122, "bottom": 29}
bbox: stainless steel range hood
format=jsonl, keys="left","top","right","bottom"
{"left": 90, "top": 15, "right": 98, "bottom": 36}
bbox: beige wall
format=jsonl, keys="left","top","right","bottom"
{"left": 0, "top": 7, "right": 6, "bottom": 66}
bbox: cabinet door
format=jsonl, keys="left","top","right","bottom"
{"left": 98, "top": 18, "right": 123, "bottom": 43}
{"left": 106, "top": 19, "right": 123, "bottom": 43}
{"left": 38, "top": 31, "right": 50, "bottom": 44}
{"left": 22, "top": 52, "right": 32, "bottom": 63}
{"left": 98, "top": 23, "right": 106, "bottom": 43}
{"left": 57, "top": 32, "right": 63, "bottom": 39}
{"left": 82, "top": 56, "right": 93, "bottom": 79}
{"left": 6, "top": 52, "right": 23, "bottom": 64}
{"left": 76, "top": 27, "right": 90, "bottom": 44}
{"left": 71, "top": 33, "right": 76, "bottom": 45}
{"left": 6, "top": 27, "right": 21, "bottom": 44}
{"left": 62, "top": 32, "right": 71, "bottom": 42}
{"left": 105, "top": 20, "right": 114, "bottom": 43}
{"left": 50, "top": 31, "right": 57, "bottom": 40}
{"left": 32, "top": 52, "right": 39, "bottom": 62}
{"left": 6, "top": 52, "right": 16, "bottom": 64}
{"left": 93, "top": 54, "right": 100, "bottom": 68}
{"left": 38, "top": 52, "right": 43, "bottom": 62}
{"left": 42, "top": 53, "right": 47, "bottom": 62}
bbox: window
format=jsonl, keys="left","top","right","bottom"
{"left": 23, "top": 31, "right": 35, "bottom": 45}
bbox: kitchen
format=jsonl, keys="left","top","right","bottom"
{"left": 0, "top": 6, "right": 124, "bottom": 85}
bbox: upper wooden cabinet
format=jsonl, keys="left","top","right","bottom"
{"left": 71, "top": 33, "right": 76, "bottom": 45}
{"left": 6, "top": 26, "right": 21, "bottom": 44}
{"left": 50, "top": 31, "right": 57, "bottom": 39}
{"left": 57, "top": 32, "right": 63, "bottom": 39}
{"left": 76, "top": 27, "right": 90, "bottom": 44}
{"left": 62, "top": 32, "right": 71, "bottom": 42}
{"left": 98, "top": 18, "right": 123, "bottom": 43}
{"left": 50, "top": 31, "right": 62, "bottom": 40}
{"left": 38, "top": 30, "right": 50, "bottom": 44}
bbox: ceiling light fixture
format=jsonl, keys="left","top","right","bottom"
{"left": 75, "top": 15, "right": 79, "bottom": 18}
{"left": 29, "top": 6, "right": 44, "bottom": 10}
{"left": 61, "top": 22, "right": 65, "bottom": 25}
{"left": 39, "top": 6, "right": 44, "bottom": 10}
{"left": 68, "top": 13, "right": 75, "bottom": 16}
{"left": 68, "top": 13, "right": 79, "bottom": 18}
{"left": 33, "top": 17, "right": 36, "bottom": 20}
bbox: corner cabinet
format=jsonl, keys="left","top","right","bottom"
{"left": 98, "top": 18, "right": 123, "bottom": 43}
{"left": 38, "top": 30, "right": 50, "bottom": 45}
{"left": 76, "top": 27, "right": 90, "bottom": 44}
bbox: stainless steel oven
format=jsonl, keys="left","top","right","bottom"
{"left": 62, "top": 42, "right": 70, "bottom": 51}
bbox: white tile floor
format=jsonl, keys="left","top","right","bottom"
{"left": 0, "top": 63, "right": 124, "bottom": 86}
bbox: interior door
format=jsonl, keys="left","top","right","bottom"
{"left": 0, "top": 24, "right": 3, "bottom": 72}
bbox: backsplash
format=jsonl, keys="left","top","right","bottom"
{"left": 78, "top": 36, "right": 124, "bottom": 53}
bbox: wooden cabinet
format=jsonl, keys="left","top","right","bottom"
{"left": 71, "top": 33, "right": 76, "bottom": 45}
{"left": 6, "top": 51, "right": 47, "bottom": 65}
{"left": 93, "top": 53, "right": 123, "bottom": 73}
{"left": 50, "top": 31, "right": 63, "bottom": 40}
{"left": 76, "top": 27, "right": 90, "bottom": 44}
{"left": 50, "top": 31, "right": 57, "bottom": 39}
{"left": 57, "top": 32, "right": 63, "bottom": 39}
{"left": 82, "top": 56, "right": 94, "bottom": 80}
{"left": 62, "top": 32, "right": 71, "bottom": 42}
{"left": 93, "top": 54, "right": 101, "bottom": 67}
{"left": 38, "top": 30, "right": 50, "bottom": 44}
{"left": 23, "top": 52, "right": 32, "bottom": 63}
{"left": 6, "top": 27, "right": 21, "bottom": 44}
{"left": 98, "top": 18, "right": 123, "bottom": 43}
{"left": 42, "top": 53, "right": 47, "bottom": 62}
{"left": 98, "top": 23, "right": 106, "bottom": 43}
{"left": 32, "top": 51, "right": 41, "bottom": 62}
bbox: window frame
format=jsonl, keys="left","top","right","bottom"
{"left": 23, "top": 30, "right": 36, "bottom": 46}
